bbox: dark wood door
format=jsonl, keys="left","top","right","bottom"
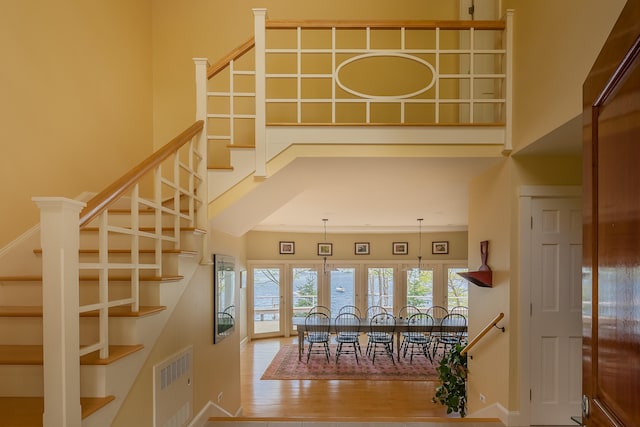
{"left": 583, "top": 1, "right": 640, "bottom": 425}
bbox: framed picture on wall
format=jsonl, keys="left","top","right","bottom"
{"left": 432, "top": 241, "right": 449, "bottom": 254}
{"left": 279, "top": 241, "right": 295, "bottom": 254}
{"left": 354, "top": 242, "right": 370, "bottom": 255}
{"left": 317, "top": 243, "right": 333, "bottom": 256}
{"left": 392, "top": 242, "right": 408, "bottom": 255}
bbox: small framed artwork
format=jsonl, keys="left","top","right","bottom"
{"left": 432, "top": 241, "right": 449, "bottom": 254}
{"left": 354, "top": 242, "right": 370, "bottom": 255}
{"left": 279, "top": 241, "right": 295, "bottom": 254}
{"left": 317, "top": 243, "right": 333, "bottom": 256}
{"left": 392, "top": 242, "right": 408, "bottom": 255}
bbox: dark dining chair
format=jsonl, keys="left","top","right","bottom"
{"left": 338, "top": 304, "right": 362, "bottom": 318}
{"left": 304, "top": 311, "right": 331, "bottom": 363}
{"left": 334, "top": 312, "right": 361, "bottom": 364}
{"left": 367, "top": 312, "right": 396, "bottom": 364}
{"left": 432, "top": 313, "right": 467, "bottom": 359}
{"left": 397, "top": 305, "right": 421, "bottom": 356}
{"left": 403, "top": 312, "right": 435, "bottom": 363}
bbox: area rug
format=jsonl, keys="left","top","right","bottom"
{"left": 261, "top": 344, "right": 439, "bottom": 381}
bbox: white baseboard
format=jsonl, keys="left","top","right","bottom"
{"left": 187, "top": 400, "right": 243, "bottom": 427}
{"left": 470, "top": 402, "right": 524, "bottom": 426}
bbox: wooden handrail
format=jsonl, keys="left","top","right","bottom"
{"left": 79, "top": 120, "right": 204, "bottom": 226}
{"left": 461, "top": 312, "right": 505, "bottom": 356}
{"left": 207, "top": 37, "right": 255, "bottom": 79}
{"left": 266, "top": 19, "right": 505, "bottom": 30}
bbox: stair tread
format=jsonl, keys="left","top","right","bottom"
{"left": 80, "top": 226, "right": 206, "bottom": 234}
{"left": 0, "top": 395, "right": 115, "bottom": 424}
{"left": 0, "top": 305, "right": 166, "bottom": 318}
{"left": 0, "top": 344, "right": 144, "bottom": 365}
{"left": 33, "top": 248, "right": 198, "bottom": 255}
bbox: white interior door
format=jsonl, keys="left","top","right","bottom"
{"left": 530, "top": 197, "right": 582, "bottom": 424}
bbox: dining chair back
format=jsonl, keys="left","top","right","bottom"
{"left": 334, "top": 312, "right": 361, "bottom": 364}
{"left": 304, "top": 311, "right": 331, "bottom": 363}
{"left": 338, "top": 304, "right": 362, "bottom": 318}
{"left": 432, "top": 313, "right": 467, "bottom": 359}
{"left": 367, "top": 312, "right": 396, "bottom": 364}
{"left": 449, "top": 305, "right": 468, "bottom": 319}
{"left": 404, "top": 313, "right": 435, "bottom": 363}
{"left": 308, "top": 305, "right": 331, "bottom": 318}
{"left": 425, "top": 305, "right": 448, "bottom": 324}
{"left": 366, "top": 305, "right": 387, "bottom": 319}
{"left": 397, "top": 305, "right": 420, "bottom": 320}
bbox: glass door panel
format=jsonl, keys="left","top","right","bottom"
{"left": 252, "top": 266, "right": 282, "bottom": 336}
{"left": 406, "top": 267, "right": 434, "bottom": 311}
{"left": 329, "top": 267, "right": 356, "bottom": 315}
{"left": 367, "top": 267, "right": 394, "bottom": 314}
{"left": 447, "top": 267, "right": 469, "bottom": 309}
{"left": 291, "top": 267, "right": 319, "bottom": 330}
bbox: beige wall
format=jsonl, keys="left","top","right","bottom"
{"left": 113, "top": 230, "right": 246, "bottom": 426}
{"left": 0, "top": 0, "right": 154, "bottom": 248}
{"left": 461, "top": 0, "right": 624, "bottom": 418}
{"left": 247, "top": 230, "right": 468, "bottom": 262}
{"left": 150, "top": 0, "right": 459, "bottom": 147}
{"left": 504, "top": 0, "right": 627, "bottom": 152}
{"left": 465, "top": 159, "right": 512, "bottom": 415}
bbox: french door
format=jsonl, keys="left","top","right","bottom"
{"left": 291, "top": 266, "right": 320, "bottom": 331}
{"left": 251, "top": 265, "right": 284, "bottom": 338}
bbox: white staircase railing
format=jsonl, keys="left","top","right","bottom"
{"left": 33, "top": 120, "right": 206, "bottom": 427}
{"left": 201, "top": 8, "right": 514, "bottom": 178}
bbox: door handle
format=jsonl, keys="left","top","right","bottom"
{"left": 582, "top": 394, "right": 590, "bottom": 418}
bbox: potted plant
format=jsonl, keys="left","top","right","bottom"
{"left": 432, "top": 342, "right": 468, "bottom": 417}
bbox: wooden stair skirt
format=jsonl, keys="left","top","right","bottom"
{"left": 0, "top": 396, "right": 115, "bottom": 425}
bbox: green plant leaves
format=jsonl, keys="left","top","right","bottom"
{"left": 431, "top": 343, "right": 468, "bottom": 417}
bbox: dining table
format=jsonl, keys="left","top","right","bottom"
{"left": 292, "top": 317, "right": 467, "bottom": 361}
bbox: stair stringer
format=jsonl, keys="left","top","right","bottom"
{"left": 81, "top": 252, "right": 203, "bottom": 427}
{"left": 208, "top": 146, "right": 256, "bottom": 201}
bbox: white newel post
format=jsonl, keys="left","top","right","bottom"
{"left": 253, "top": 8, "right": 267, "bottom": 177}
{"left": 193, "top": 57, "right": 210, "bottom": 260}
{"left": 33, "top": 197, "right": 85, "bottom": 427}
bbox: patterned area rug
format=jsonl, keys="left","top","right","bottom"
{"left": 261, "top": 343, "right": 439, "bottom": 381}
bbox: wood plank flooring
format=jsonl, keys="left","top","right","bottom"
{"left": 240, "top": 336, "right": 454, "bottom": 420}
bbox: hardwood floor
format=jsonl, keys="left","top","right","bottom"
{"left": 240, "top": 336, "right": 451, "bottom": 420}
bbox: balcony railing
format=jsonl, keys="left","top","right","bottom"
{"left": 199, "top": 9, "right": 513, "bottom": 176}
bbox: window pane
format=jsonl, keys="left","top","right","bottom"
{"left": 367, "top": 267, "right": 394, "bottom": 312}
{"left": 330, "top": 267, "right": 356, "bottom": 315}
{"left": 447, "top": 267, "right": 469, "bottom": 309}
{"left": 407, "top": 267, "right": 434, "bottom": 310}
{"left": 253, "top": 267, "right": 281, "bottom": 334}
{"left": 292, "top": 267, "right": 318, "bottom": 324}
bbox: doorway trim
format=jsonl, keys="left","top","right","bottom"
{"left": 518, "top": 185, "right": 581, "bottom": 426}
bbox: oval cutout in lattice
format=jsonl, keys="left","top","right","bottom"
{"left": 335, "top": 53, "right": 435, "bottom": 99}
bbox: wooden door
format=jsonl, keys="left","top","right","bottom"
{"left": 583, "top": 1, "right": 640, "bottom": 425}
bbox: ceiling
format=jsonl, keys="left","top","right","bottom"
{"left": 211, "top": 156, "right": 504, "bottom": 235}
{"left": 209, "top": 116, "right": 583, "bottom": 236}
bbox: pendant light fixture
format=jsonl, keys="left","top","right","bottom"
{"left": 417, "top": 218, "right": 424, "bottom": 271}
{"left": 318, "top": 218, "right": 332, "bottom": 274}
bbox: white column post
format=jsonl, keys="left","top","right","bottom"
{"left": 193, "top": 57, "right": 210, "bottom": 261}
{"left": 253, "top": 8, "right": 267, "bottom": 177}
{"left": 33, "top": 197, "right": 85, "bottom": 427}
{"left": 503, "top": 9, "right": 514, "bottom": 153}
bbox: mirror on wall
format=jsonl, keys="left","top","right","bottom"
{"left": 213, "top": 254, "right": 236, "bottom": 343}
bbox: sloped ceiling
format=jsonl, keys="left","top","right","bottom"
{"left": 210, "top": 156, "right": 504, "bottom": 235}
